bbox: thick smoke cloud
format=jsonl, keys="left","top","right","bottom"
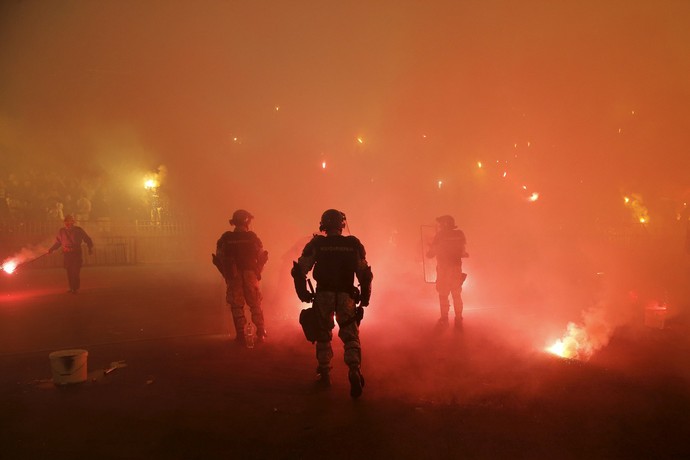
{"left": 2, "top": 1, "right": 690, "bottom": 365}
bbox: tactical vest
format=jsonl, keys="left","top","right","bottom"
{"left": 433, "top": 229, "right": 466, "bottom": 266}
{"left": 217, "top": 231, "right": 261, "bottom": 271}
{"left": 311, "top": 235, "right": 363, "bottom": 291}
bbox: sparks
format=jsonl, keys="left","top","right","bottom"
{"left": 437, "top": 180, "right": 443, "bottom": 189}
{"left": 322, "top": 161, "right": 327, "bottom": 169}
{"left": 528, "top": 192, "right": 539, "bottom": 202}
{"left": 477, "top": 161, "right": 482, "bottom": 169}
{"left": 623, "top": 193, "right": 649, "bottom": 225}
{"left": 356, "top": 137, "right": 364, "bottom": 144}
{"left": 144, "top": 179, "right": 158, "bottom": 190}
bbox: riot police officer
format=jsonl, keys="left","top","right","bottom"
{"left": 214, "top": 209, "right": 268, "bottom": 345}
{"left": 427, "top": 215, "right": 468, "bottom": 330}
{"left": 291, "top": 209, "right": 373, "bottom": 398}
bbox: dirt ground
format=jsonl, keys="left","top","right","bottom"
{"left": 1, "top": 264, "right": 689, "bottom": 459}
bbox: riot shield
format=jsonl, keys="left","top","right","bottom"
{"left": 420, "top": 225, "right": 437, "bottom": 283}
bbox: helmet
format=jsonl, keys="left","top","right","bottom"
{"left": 435, "top": 215, "right": 457, "bottom": 230}
{"left": 229, "top": 209, "right": 253, "bottom": 226}
{"left": 319, "top": 209, "right": 346, "bottom": 232}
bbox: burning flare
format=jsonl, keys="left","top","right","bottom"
{"left": 547, "top": 307, "right": 612, "bottom": 361}
{"left": 2, "top": 260, "right": 18, "bottom": 275}
{"left": 546, "top": 322, "right": 592, "bottom": 360}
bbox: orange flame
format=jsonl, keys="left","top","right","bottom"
{"left": 546, "top": 322, "right": 594, "bottom": 360}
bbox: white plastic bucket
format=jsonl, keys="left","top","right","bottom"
{"left": 49, "top": 349, "right": 88, "bottom": 385}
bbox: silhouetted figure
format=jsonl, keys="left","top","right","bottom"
{"left": 213, "top": 209, "right": 268, "bottom": 345}
{"left": 48, "top": 215, "right": 94, "bottom": 294}
{"left": 426, "top": 215, "right": 468, "bottom": 330}
{"left": 291, "top": 209, "right": 373, "bottom": 398}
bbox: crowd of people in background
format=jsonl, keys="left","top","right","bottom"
{"left": 0, "top": 169, "right": 169, "bottom": 226}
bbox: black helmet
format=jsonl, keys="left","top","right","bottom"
{"left": 436, "top": 215, "right": 457, "bottom": 229}
{"left": 319, "top": 209, "right": 346, "bottom": 232}
{"left": 230, "top": 209, "right": 253, "bottom": 226}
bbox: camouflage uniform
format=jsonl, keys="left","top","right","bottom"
{"left": 293, "top": 213, "right": 372, "bottom": 398}
{"left": 216, "top": 228, "right": 268, "bottom": 342}
{"left": 427, "top": 220, "right": 468, "bottom": 326}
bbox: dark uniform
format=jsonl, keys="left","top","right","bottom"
{"left": 214, "top": 210, "right": 268, "bottom": 344}
{"left": 427, "top": 215, "right": 468, "bottom": 329}
{"left": 48, "top": 215, "right": 93, "bottom": 294}
{"left": 292, "top": 209, "right": 372, "bottom": 398}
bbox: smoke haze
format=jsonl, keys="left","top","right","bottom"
{"left": 2, "top": 1, "right": 690, "bottom": 364}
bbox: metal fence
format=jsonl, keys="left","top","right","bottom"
{"left": 1, "top": 220, "right": 195, "bottom": 267}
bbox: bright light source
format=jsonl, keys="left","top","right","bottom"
{"left": 2, "top": 260, "right": 18, "bottom": 274}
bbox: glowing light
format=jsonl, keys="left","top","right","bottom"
{"left": 356, "top": 137, "right": 364, "bottom": 144}
{"left": 546, "top": 322, "right": 592, "bottom": 360}
{"left": 144, "top": 179, "right": 158, "bottom": 190}
{"left": 322, "top": 161, "right": 327, "bottom": 169}
{"left": 502, "top": 171, "right": 507, "bottom": 178}
{"left": 275, "top": 106, "right": 280, "bottom": 111}
{"left": 547, "top": 340, "right": 566, "bottom": 357}
{"left": 477, "top": 161, "right": 483, "bottom": 169}
{"left": 2, "top": 260, "right": 18, "bottom": 275}
{"left": 437, "top": 180, "right": 443, "bottom": 189}
{"left": 623, "top": 193, "right": 649, "bottom": 225}
{"left": 528, "top": 192, "right": 540, "bottom": 202}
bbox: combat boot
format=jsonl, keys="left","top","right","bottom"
{"left": 232, "top": 316, "right": 247, "bottom": 346}
{"left": 348, "top": 366, "right": 365, "bottom": 398}
{"left": 435, "top": 316, "right": 449, "bottom": 331}
{"left": 316, "top": 366, "right": 331, "bottom": 388}
{"left": 255, "top": 328, "right": 267, "bottom": 344}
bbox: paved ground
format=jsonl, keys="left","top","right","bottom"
{"left": 1, "top": 264, "right": 689, "bottom": 459}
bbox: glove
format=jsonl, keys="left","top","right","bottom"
{"left": 291, "top": 261, "right": 313, "bottom": 303}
